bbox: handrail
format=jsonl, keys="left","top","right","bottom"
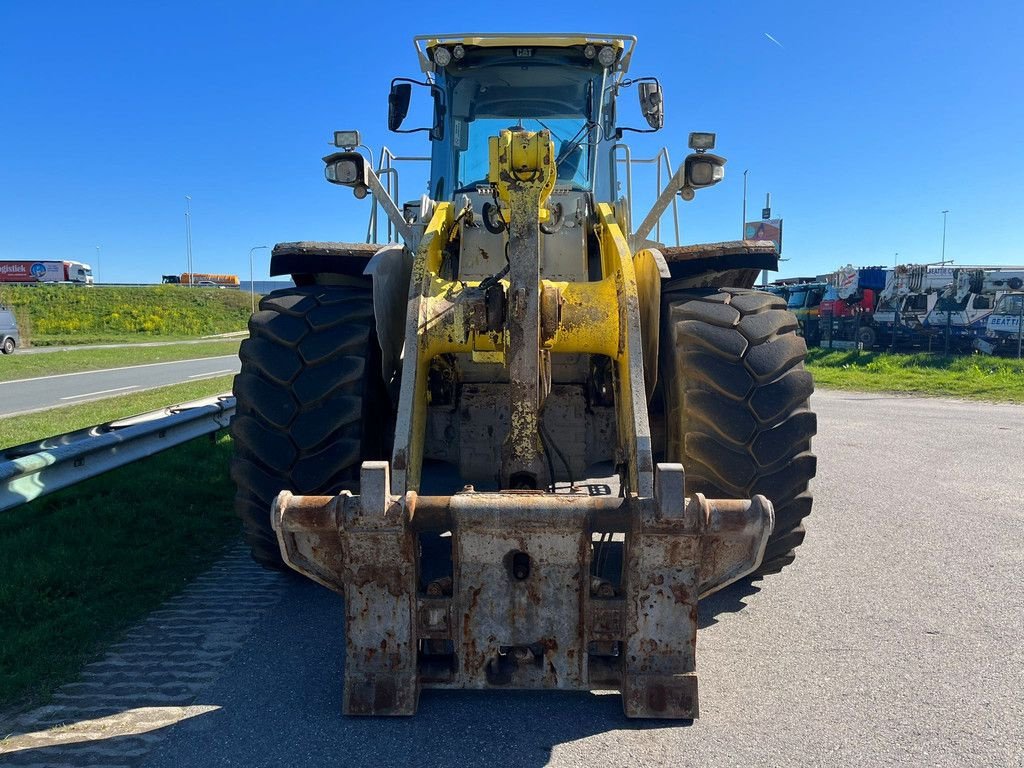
{"left": 614, "top": 145, "right": 679, "bottom": 246}
{"left": 0, "top": 394, "right": 235, "bottom": 512}
{"left": 367, "top": 147, "right": 430, "bottom": 244}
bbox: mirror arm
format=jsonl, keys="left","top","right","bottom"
{"left": 615, "top": 125, "right": 659, "bottom": 139}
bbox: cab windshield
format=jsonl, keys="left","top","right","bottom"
{"left": 434, "top": 49, "right": 607, "bottom": 197}
{"left": 787, "top": 289, "right": 808, "bottom": 309}
{"left": 457, "top": 117, "right": 591, "bottom": 190}
{"left": 995, "top": 294, "right": 1024, "bottom": 315}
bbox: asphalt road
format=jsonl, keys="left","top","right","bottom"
{"left": 0, "top": 355, "right": 241, "bottom": 417}
{"left": 3, "top": 390, "right": 1022, "bottom": 767}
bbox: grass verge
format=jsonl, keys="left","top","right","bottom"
{"left": 0, "top": 432, "right": 240, "bottom": 711}
{"left": 0, "top": 340, "right": 241, "bottom": 383}
{"left": 806, "top": 348, "right": 1024, "bottom": 402}
{"left": 0, "top": 284, "right": 252, "bottom": 345}
{"left": 1, "top": 376, "right": 235, "bottom": 448}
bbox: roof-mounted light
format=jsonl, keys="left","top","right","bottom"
{"left": 452, "top": 44, "right": 465, "bottom": 60}
{"left": 597, "top": 46, "right": 617, "bottom": 67}
{"left": 332, "top": 130, "right": 360, "bottom": 150}
{"left": 432, "top": 46, "right": 452, "bottom": 67}
{"left": 583, "top": 44, "right": 596, "bottom": 59}
{"left": 688, "top": 132, "right": 717, "bottom": 152}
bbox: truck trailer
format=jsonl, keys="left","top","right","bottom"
{"left": 162, "top": 273, "right": 240, "bottom": 287}
{"left": 0, "top": 260, "right": 93, "bottom": 284}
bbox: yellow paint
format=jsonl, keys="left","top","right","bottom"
{"left": 423, "top": 35, "right": 628, "bottom": 52}
{"left": 400, "top": 170, "right": 644, "bottom": 492}
{"left": 471, "top": 351, "right": 504, "bottom": 364}
{"left": 488, "top": 129, "right": 556, "bottom": 223}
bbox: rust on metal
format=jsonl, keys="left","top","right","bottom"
{"left": 275, "top": 461, "right": 774, "bottom": 719}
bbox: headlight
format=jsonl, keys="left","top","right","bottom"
{"left": 322, "top": 151, "right": 369, "bottom": 198}
{"left": 326, "top": 159, "right": 360, "bottom": 184}
{"left": 688, "top": 159, "right": 725, "bottom": 186}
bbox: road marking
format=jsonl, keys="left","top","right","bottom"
{"left": 188, "top": 369, "right": 234, "bottom": 378}
{"left": 0, "top": 355, "right": 239, "bottom": 386}
{"left": 60, "top": 385, "right": 139, "bottom": 401}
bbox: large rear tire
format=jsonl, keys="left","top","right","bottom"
{"left": 230, "top": 283, "right": 390, "bottom": 567}
{"left": 661, "top": 288, "right": 817, "bottom": 576}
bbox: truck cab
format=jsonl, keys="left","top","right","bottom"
{"left": 786, "top": 282, "right": 827, "bottom": 345}
{"left": 873, "top": 291, "right": 939, "bottom": 343}
{"left": 65, "top": 261, "right": 94, "bottom": 284}
{"left": 925, "top": 290, "right": 998, "bottom": 345}
{"left": 819, "top": 285, "right": 879, "bottom": 347}
{"left": 978, "top": 291, "right": 1024, "bottom": 354}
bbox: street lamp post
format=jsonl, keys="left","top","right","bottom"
{"left": 940, "top": 210, "right": 950, "bottom": 263}
{"left": 741, "top": 169, "right": 749, "bottom": 239}
{"left": 248, "top": 246, "right": 269, "bottom": 314}
{"left": 185, "top": 196, "right": 194, "bottom": 286}
{"left": 95, "top": 245, "right": 101, "bottom": 284}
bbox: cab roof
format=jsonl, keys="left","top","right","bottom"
{"left": 414, "top": 33, "right": 636, "bottom": 76}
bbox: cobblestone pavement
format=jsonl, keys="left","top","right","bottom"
{"left": 0, "top": 546, "right": 286, "bottom": 767}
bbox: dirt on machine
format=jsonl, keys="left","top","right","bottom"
{"left": 230, "top": 33, "right": 817, "bottom": 719}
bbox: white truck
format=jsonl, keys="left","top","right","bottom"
{"left": 925, "top": 268, "right": 1024, "bottom": 348}
{"left": 976, "top": 292, "right": 1023, "bottom": 355}
{"left": 0, "top": 260, "right": 94, "bottom": 284}
{"left": 873, "top": 264, "right": 954, "bottom": 344}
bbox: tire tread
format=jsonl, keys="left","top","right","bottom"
{"left": 662, "top": 288, "right": 817, "bottom": 576}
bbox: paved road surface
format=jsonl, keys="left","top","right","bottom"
{"left": 0, "top": 356, "right": 241, "bottom": 417}
{"left": 1, "top": 390, "right": 1022, "bottom": 767}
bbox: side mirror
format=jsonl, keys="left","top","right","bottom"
{"left": 388, "top": 83, "right": 412, "bottom": 131}
{"left": 388, "top": 78, "right": 445, "bottom": 142}
{"left": 638, "top": 81, "right": 664, "bottom": 130}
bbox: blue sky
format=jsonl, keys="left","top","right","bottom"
{"left": 1, "top": 1, "right": 1021, "bottom": 283}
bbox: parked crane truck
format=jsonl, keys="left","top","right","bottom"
{"left": 231, "top": 33, "right": 816, "bottom": 719}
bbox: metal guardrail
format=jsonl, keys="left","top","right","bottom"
{"left": 0, "top": 393, "right": 235, "bottom": 512}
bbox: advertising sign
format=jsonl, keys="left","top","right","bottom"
{"left": 745, "top": 219, "right": 782, "bottom": 254}
{"left": 0, "top": 261, "right": 63, "bottom": 282}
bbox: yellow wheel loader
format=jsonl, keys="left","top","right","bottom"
{"left": 231, "top": 33, "right": 816, "bottom": 719}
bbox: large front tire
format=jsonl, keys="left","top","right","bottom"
{"left": 661, "top": 288, "right": 817, "bottom": 576}
{"left": 230, "top": 284, "right": 390, "bottom": 567}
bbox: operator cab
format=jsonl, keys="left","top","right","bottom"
{"left": 428, "top": 42, "right": 621, "bottom": 202}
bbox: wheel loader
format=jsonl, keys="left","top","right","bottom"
{"left": 231, "top": 33, "right": 816, "bottom": 719}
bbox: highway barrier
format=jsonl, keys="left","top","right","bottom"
{"left": 0, "top": 394, "right": 235, "bottom": 512}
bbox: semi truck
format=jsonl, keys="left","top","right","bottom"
{"left": 162, "top": 272, "right": 240, "bottom": 287}
{"left": 0, "top": 260, "right": 93, "bottom": 284}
